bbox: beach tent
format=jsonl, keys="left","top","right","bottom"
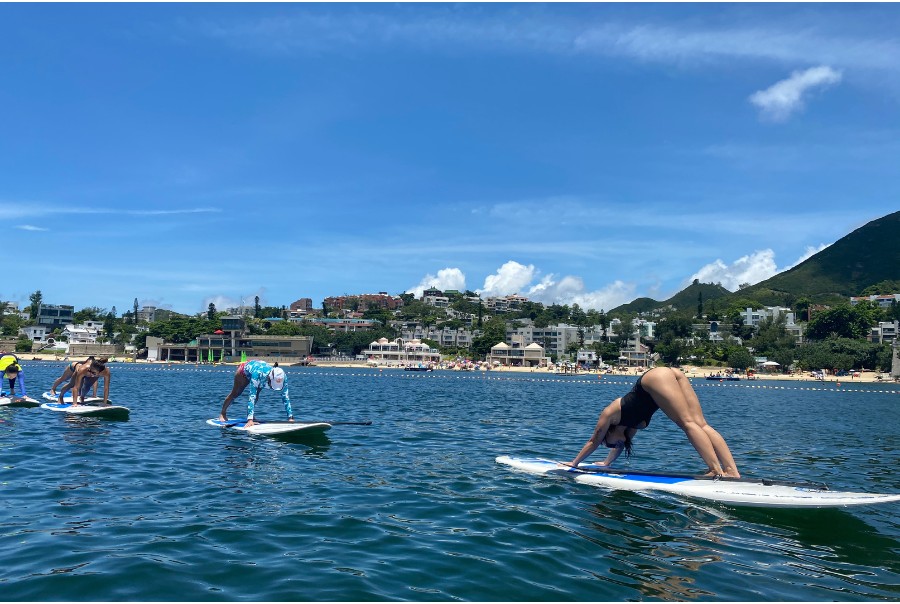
{"left": 761, "top": 361, "right": 780, "bottom": 366}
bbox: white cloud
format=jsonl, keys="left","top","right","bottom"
{"left": 526, "top": 274, "right": 636, "bottom": 311}
{"left": 689, "top": 243, "right": 831, "bottom": 291}
{"left": 190, "top": 11, "right": 900, "bottom": 76}
{"left": 784, "top": 243, "right": 831, "bottom": 270}
{"left": 16, "top": 224, "right": 48, "bottom": 232}
{"left": 478, "top": 261, "right": 536, "bottom": 298}
{"left": 690, "top": 250, "right": 779, "bottom": 291}
{"left": 203, "top": 294, "right": 241, "bottom": 312}
{"left": 749, "top": 65, "right": 842, "bottom": 122}
{"left": 406, "top": 267, "right": 467, "bottom": 298}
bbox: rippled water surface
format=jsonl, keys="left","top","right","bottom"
{"left": 2, "top": 363, "right": 899, "bottom": 601}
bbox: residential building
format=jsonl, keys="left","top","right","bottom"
{"left": 507, "top": 321, "right": 609, "bottom": 359}
{"left": 324, "top": 292, "right": 402, "bottom": 312}
{"left": 870, "top": 320, "right": 899, "bottom": 344}
{"left": 290, "top": 298, "right": 314, "bottom": 312}
{"left": 300, "top": 317, "right": 380, "bottom": 332}
{"left": 739, "top": 306, "right": 804, "bottom": 344}
{"left": 484, "top": 294, "right": 528, "bottom": 313}
{"left": 64, "top": 323, "right": 101, "bottom": 345}
{"left": 851, "top": 294, "right": 900, "bottom": 308}
{"left": 399, "top": 325, "right": 476, "bottom": 349}
{"left": 20, "top": 325, "right": 49, "bottom": 343}
{"left": 619, "top": 342, "right": 652, "bottom": 368}
{"left": 423, "top": 294, "right": 449, "bottom": 308}
{"left": 36, "top": 304, "right": 75, "bottom": 330}
{"left": 137, "top": 305, "right": 158, "bottom": 323}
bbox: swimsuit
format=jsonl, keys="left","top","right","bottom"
{"left": 618, "top": 373, "right": 659, "bottom": 429}
{"left": 240, "top": 360, "right": 292, "bottom": 420}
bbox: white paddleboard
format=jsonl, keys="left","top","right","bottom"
{"left": 40, "top": 402, "right": 130, "bottom": 419}
{"left": 206, "top": 418, "right": 332, "bottom": 436}
{"left": 0, "top": 395, "right": 41, "bottom": 407}
{"left": 42, "top": 391, "right": 105, "bottom": 404}
{"left": 496, "top": 456, "right": 900, "bottom": 509}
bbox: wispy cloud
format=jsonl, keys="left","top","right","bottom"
{"left": 126, "top": 208, "right": 222, "bottom": 216}
{"left": 0, "top": 202, "right": 220, "bottom": 219}
{"left": 749, "top": 66, "right": 843, "bottom": 122}
{"left": 16, "top": 224, "right": 48, "bottom": 232}
{"left": 186, "top": 10, "right": 900, "bottom": 75}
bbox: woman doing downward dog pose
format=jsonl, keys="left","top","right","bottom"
{"left": 565, "top": 367, "right": 740, "bottom": 478}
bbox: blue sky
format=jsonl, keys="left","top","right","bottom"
{"left": 3, "top": 3, "right": 898, "bottom": 316}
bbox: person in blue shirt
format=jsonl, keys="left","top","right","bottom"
{"left": 218, "top": 360, "right": 292, "bottom": 428}
{"left": 0, "top": 352, "right": 27, "bottom": 401}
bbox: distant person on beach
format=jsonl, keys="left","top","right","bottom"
{"left": 0, "top": 352, "right": 28, "bottom": 400}
{"left": 564, "top": 366, "right": 740, "bottom": 478}
{"left": 58, "top": 358, "right": 111, "bottom": 406}
{"left": 50, "top": 356, "right": 107, "bottom": 396}
{"left": 218, "top": 360, "right": 292, "bottom": 428}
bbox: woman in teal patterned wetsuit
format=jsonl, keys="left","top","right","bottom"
{"left": 218, "top": 360, "right": 292, "bottom": 428}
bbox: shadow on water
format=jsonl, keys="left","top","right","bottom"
{"left": 272, "top": 430, "right": 332, "bottom": 452}
{"left": 580, "top": 492, "right": 724, "bottom": 600}
{"left": 728, "top": 506, "right": 900, "bottom": 570}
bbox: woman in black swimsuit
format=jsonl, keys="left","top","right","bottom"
{"left": 566, "top": 367, "right": 740, "bottom": 477}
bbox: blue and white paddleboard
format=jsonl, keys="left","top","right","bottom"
{"left": 42, "top": 391, "right": 105, "bottom": 404}
{"left": 0, "top": 395, "right": 41, "bottom": 407}
{"left": 207, "top": 418, "right": 332, "bottom": 436}
{"left": 40, "top": 401, "right": 130, "bottom": 419}
{"left": 496, "top": 456, "right": 900, "bottom": 508}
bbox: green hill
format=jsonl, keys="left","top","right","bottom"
{"left": 611, "top": 210, "right": 900, "bottom": 316}
{"left": 612, "top": 281, "right": 732, "bottom": 316}
{"left": 737, "top": 210, "right": 900, "bottom": 306}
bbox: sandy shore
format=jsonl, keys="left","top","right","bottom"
{"left": 22, "top": 353, "right": 895, "bottom": 383}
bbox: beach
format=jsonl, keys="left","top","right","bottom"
{"left": 23, "top": 352, "right": 895, "bottom": 383}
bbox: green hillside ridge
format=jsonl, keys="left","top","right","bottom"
{"left": 610, "top": 210, "right": 900, "bottom": 315}
{"left": 612, "top": 282, "right": 732, "bottom": 316}
{"left": 738, "top": 210, "right": 900, "bottom": 306}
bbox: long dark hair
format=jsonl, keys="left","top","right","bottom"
{"left": 606, "top": 424, "right": 634, "bottom": 458}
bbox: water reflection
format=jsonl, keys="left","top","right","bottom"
{"left": 580, "top": 496, "right": 733, "bottom": 600}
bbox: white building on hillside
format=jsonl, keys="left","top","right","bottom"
{"left": 64, "top": 323, "right": 101, "bottom": 345}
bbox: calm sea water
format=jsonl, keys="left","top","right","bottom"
{"left": 2, "top": 362, "right": 899, "bottom": 601}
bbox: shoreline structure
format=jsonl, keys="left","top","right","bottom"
{"left": 23, "top": 353, "right": 893, "bottom": 383}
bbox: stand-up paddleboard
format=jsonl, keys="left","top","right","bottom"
{"left": 207, "top": 418, "right": 332, "bottom": 436}
{"left": 0, "top": 395, "right": 41, "bottom": 407}
{"left": 40, "top": 402, "right": 130, "bottom": 419}
{"left": 496, "top": 456, "right": 900, "bottom": 509}
{"left": 42, "top": 391, "right": 105, "bottom": 404}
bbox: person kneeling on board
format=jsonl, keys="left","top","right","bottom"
{"left": 564, "top": 366, "right": 740, "bottom": 478}
{"left": 0, "top": 353, "right": 28, "bottom": 402}
{"left": 58, "top": 358, "right": 112, "bottom": 406}
{"left": 219, "top": 360, "right": 292, "bottom": 428}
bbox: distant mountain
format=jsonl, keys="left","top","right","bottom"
{"left": 612, "top": 281, "right": 732, "bottom": 316}
{"left": 737, "top": 210, "right": 900, "bottom": 306}
{"left": 610, "top": 210, "right": 900, "bottom": 315}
